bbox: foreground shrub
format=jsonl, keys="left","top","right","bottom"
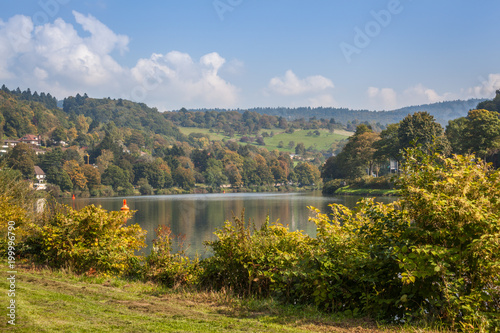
{"left": 144, "top": 225, "right": 200, "bottom": 287}
{"left": 396, "top": 149, "right": 500, "bottom": 330}
{"left": 307, "top": 199, "right": 408, "bottom": 317}
{"left": 27, "top": 204, "right": 146, "bottom": 275}
{"left": 200, "top": 211, "right": 316, "bottom": 299}
{"left": 311, "top": 148, "right": 500, "bottom": 330}
{"left": 0, "top": 168, "right": 42, "bottom": 257}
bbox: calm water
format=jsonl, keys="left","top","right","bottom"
{"left": 61, "top": 191, "right": 396, "bottom": 257}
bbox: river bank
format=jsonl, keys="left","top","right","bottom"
{"left": 57, "top": 184, "right": 321, "bottom": 199}
{"left": 333, "top": 186, "right": 399, "bottom": 196}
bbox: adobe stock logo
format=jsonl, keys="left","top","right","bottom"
{"left": 7, "top": 0, "right": 71, "bottom": 50}
{"left": 213, "top": 0, "right": 243, "bottom": 21}
{"left": 340, "top": 0, "right": 410, "bottom": 64}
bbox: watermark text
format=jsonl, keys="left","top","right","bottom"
{"left": 6, "top": 221, "right": 16, "bottom": 326}
{"left": 340, "top": 0, "right": 410, "bottom": 64}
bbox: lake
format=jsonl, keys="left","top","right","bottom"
{"left": 61, "top": 191, "right": 396, "bottom": 257}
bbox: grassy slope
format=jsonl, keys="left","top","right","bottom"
{"left": 178, "top": 127, "right": 353, "bottom": 153}
{"left": 0, "top": 265, "right": 432, "bottom": 333}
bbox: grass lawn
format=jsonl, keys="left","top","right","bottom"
{"left": 0, "top": 265, "right": 441, "bottom": 333}
{"left": 178, "top": 127, "right": 353, "bottom": 153}
{"left": 262, "top": 129, "right": 352, "bottom": 152}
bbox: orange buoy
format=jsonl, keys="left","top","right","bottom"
{"left": 121, "top": 199, "right": 130, "bottom": 211}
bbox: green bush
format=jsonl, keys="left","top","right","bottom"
{"left": 322, "top": 179, "right": 346, "bottom": 194}
{"left": 200, "top": 211, "right": 316, "bottom": 299}
{"left": 350, "top": 175, "right": 393, "bottom": 189}
{"left": 395, "top": 149, "right": 500, "bottom": 330}
{"left": 89, "top": 185, "right": 115, "bottom": 197}
{"left": 27, "top": 204, "right": 146, "bottom": 276}
{"left": 310, "top": 148, "right": 500, "bottom": 329}
{"left": 144, "top": 225, "right": 200, "bottom": 287}
{"left": 0, "top": 168, "right": 42, "bottom": 257}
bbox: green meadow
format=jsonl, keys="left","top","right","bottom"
{"left": 178, "top": 127, "right": 353, "bottom": 152}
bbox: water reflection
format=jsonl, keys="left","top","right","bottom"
{"left": 61, "top": 192, "right": 396, "bottom": 257}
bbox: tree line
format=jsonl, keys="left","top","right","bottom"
{"left": 322, "top": 91, "right": 500, "bottom": 189}
{"left": 164, "top": 107, "right": 345, "bottom": 136}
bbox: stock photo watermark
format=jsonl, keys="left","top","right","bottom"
{"left": 33, "top": 0, "right": 70, "bottom": 25}
{"left": 7, "top": 0, "right": 70, "bottom": 50}
{"left": 340, "top": 0, "right": 411, "bottom": 64}
{"left": 122, "top": 71, "right": 164, "bottom": 103}
{"left": 6, "top": 221, "right": 17, "bottom": 326}
{"left": 213, "top": 0, "right": 243, "bottom": 21}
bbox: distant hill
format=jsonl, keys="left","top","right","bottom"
{"left": 188, "top": 99, "right": 485, "bottom": 127}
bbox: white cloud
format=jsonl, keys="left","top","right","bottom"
{"left": 129, "top": 51, "right": 239, "bottom": 109}
{"left": 0, "top": 15, "right": 34, "bottom": 79}
{"left": 268, "top": 70, "right": 334, "bottom": 96}
{"left": 367, "top": 84, "right": 460, "bottom": 110}
{"left": 73, "top": 11, "right": 129, "bottom": 56}
{"left": 0, "top": 12, "right": 239, "bottom": 109}
{"left": 221, "top": 58, "right": 245, "bottom": 75}
{"left": 367, "top": 87, "right": 397, "bottom": 110}
{"left": 402, "top": 84, "right": 456, "bottom": 106}
{"left": 466, "top": 73, "right": 500, "bottom": 99}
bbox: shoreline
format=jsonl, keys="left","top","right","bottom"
{"left": 333, "top": 186, "right": 399, "bottom": 197}
{"left": 57, "top": 185, "right": 321, "bottom": 199}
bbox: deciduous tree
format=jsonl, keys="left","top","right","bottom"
{"left": 5, "top": 143, "right": 36, "bottom": 179}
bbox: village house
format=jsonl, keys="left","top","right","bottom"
{"left": 20, "top": 134, "right": 42, "bottom": 146}
{"left": 3, "top": 139, "right": 19, "bottom": 147}
{"left": 0, "top": 140, "right": 18, "bottom": 155}
{"left": 0, "top": 135, "right": 45, "bottom": 156}
{"left": 34, "top": 166, "right": 47, "bottom": 190}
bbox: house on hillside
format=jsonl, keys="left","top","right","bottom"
{"left": 1, "top": 140, "right": 18, "bottom": 156}
{"left": 34, "top": 166, "right": 47, "bottom": 190}
{"left": 33, "top": 148, "right": 46, "bottom": 155}
{"left": 3, "top": 139, "right": 19, "bottom": 147}
{"left": 1, "top": 138, "right": 46, "bottom": 155}
{"left": 20, "top": 134, "right": 42, "bottom": 146}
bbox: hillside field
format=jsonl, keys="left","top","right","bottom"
{"left": 178, "top": 127, "right": 353, "bottom": 153}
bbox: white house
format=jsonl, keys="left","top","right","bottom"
{"left": 20, "top": 134, "right": 41, "bottom": 146}
{"left": 34, "top": 166, "right": 47, "bottom": 190}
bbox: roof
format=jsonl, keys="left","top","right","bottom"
{"left": 21, "top": 134, "right": 40, "bottom": 141}
{"left": 34, "top": 166, "right": 45, "bottom": 176}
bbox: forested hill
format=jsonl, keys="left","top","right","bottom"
{"left": 189, "top": 99, "right": 484, "bottom": 126}
{"left": 62, "top": 95, "right": 181, "bottom": 139}
{"left": 1, "top": 84, "right": 58, "bottom": 110}
{"left": 0, "top": 89, "right": 67, "bottom": 139}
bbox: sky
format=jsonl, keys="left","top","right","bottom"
{"left": 0, "top": 0, "right": 499, "bottom": 111}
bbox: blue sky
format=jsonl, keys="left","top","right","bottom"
{"left": 1, "top": 0, "right": 499, "bottom": 111}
